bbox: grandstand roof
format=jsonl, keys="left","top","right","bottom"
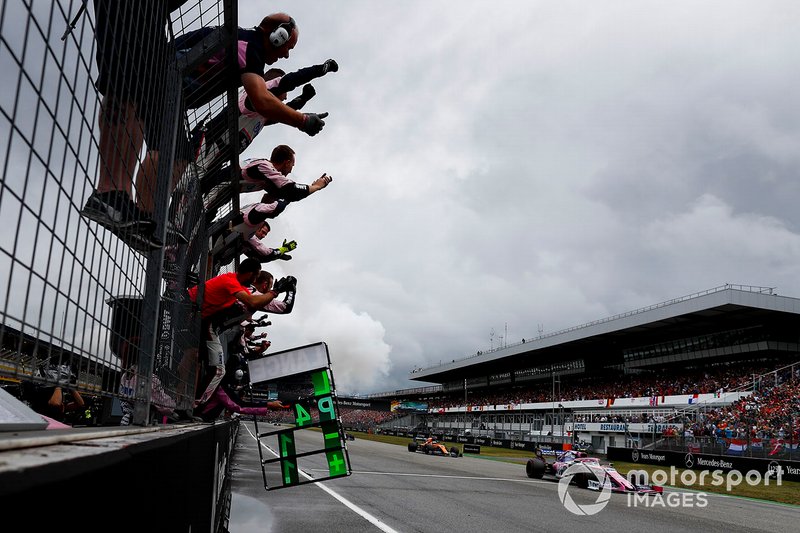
{"left": 409, "top": 285, "right": 800, "bottom": 385}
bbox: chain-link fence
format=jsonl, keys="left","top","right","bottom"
{"left": 0, "top": 0, "right": 242, "bottom": 425}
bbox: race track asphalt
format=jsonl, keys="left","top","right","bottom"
{"left": 228, "top": 422, "right": 800, "bottom": 533}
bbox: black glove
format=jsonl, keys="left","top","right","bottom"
{"left": 277, "top": 253, "right": 292, "bottom": 261}
{"left": 273, "top": 275, "right": 297, "bottom": 293}
{"left": 272, "top": 276, "right": 292, "bottom": 293}
{"left": 323, "top": 59, "right": 339, "bottom": 73}
{"left": 301, "top": 84, "right": 316, "bottom": 100}
{"left": 300, "top": 112, "right": 328, "bottom": 136}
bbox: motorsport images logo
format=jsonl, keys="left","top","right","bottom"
{"left": 557, "top": 463, "right": 612, "bottom": 516}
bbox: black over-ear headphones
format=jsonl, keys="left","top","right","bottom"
{"left": 269, "top": 17, "right": 296, "bottom": 48}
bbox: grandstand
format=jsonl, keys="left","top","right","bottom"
{"left": 366, "top": 284, "right": 800, "bottom": 457}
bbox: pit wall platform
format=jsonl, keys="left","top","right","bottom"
{"left": 0, "top": 421, "right": 237, "bottom": 532}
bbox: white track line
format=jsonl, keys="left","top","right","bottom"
{"left": 305, "top": 468, "right": 553, "bottom": 485}
{"left": 243, "top": 424, "right": 400, "bottom": 533}
{"left": 298, "top": 468, "right": 795, "bottom": 510}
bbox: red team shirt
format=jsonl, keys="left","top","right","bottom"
{"left": 188, "top": 273, "right": 250, "bottom": 319}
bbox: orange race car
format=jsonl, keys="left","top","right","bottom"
{"left": 407, "top": 436, "right": 462, "bottom": 457}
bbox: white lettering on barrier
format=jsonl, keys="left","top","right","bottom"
{"left": 695, "top": 457, "right": 733, "bottom": 469}
{"left": 637, "top": 452, "right": 666, "bottom": 462}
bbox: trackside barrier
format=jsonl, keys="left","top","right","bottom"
{"left": 652, "top": 435, "right": 799, "bottom": 461}
{"left": 364, "top": 428, "right": 569, "bottom": 455}
{"left": 607, "top": 446, "right": 800, "bottom": 482}
{"left": 0, "top": 420, "right": 239, "bottom": 531}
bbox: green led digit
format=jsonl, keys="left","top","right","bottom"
{"left": 311, "top": 370, "right": 331, "bottom": 396}
{"left": 317, "top": 395, "right": 335, "bottom": 422}
{"left": 282, "top": 460, "right": 299, "bottom": 486}
{"left": 279, "top": 433, "right": 295, "bottom": 458}
{"left": 294, "top": 403, "right": 312, "bottom": 427}
{"left": 322, "top": 420, "right": 340, "bottom": 449}
{"left": 326, "top": 450, "right": 346, "bottom": 477}
{"left": 279, "top": 431, "right": 299, "bottom": 486}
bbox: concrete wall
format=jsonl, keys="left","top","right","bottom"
{"left": 0, "top": 421, "right": 237, "bottom": 532}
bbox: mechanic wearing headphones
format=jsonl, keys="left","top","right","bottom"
{"left": 176, "top": 12, "right": 327, "bottom": 135}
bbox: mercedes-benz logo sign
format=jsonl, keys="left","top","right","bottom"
{"left": 684, "top": 453, "right": 695, "bottom": 469}
{"left": 631, "top": 449, "right": 640, "bottom": 463}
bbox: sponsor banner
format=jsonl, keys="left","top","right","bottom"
{"left": 607, "top": 447, "right": 800, "bottom": 482}
{"left": 489, "top": 372, "right": 512, "bottom": 385}
{"left": 572, "top": 422, "right": 685, "bottom": 433}
{"left": 337, "top": 397, "right": 392, "bottom": 412}
{"left": 395, "top": 434, "right": 556, "bottom": 453}
{"left": 510, "top": 440, "right": 540, "bottom": 452}
{"left": 390, "top": 400, "right": 428, "bottom": 412}
{"left": 463, "top": 444, "right": 481, "bottom": 454}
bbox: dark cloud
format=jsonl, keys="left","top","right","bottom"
{"left": 3, "top": 1, "right": 798, "bottom": 394}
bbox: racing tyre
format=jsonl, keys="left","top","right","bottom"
{"left": 526, "top": 457, "right": 546, "bottom": 479}
{"left": 449, "top": 446, "right": 460, "bottom": 457}
{"left": 408, "top": 442, "right": 418, "bottom": 452}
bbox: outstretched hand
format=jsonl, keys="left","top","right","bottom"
{"left": 272, "top": 275, "right": 297, "bottom": 294}
{"left": 300, "top": 112, "right": 328, "bottom": 136}
{"left": 278, "top": 239, "right": 298, "bottom": 254}
{"left": 323, "top": 59, "right": 339, "bottom": 73}
{"left": 312, "top": 173, "right": 333, "bottom": 192}
{"left": 301, "top": 84, "right": 316, "bottom": 100}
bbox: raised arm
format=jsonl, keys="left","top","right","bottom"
{"left": 235, "top": 288, "right": 278, "bottom": 310}
{"left": 272, "top": 59, "right": 338, "bottom": 94}
{"left": 241, "top": 72, "right": 305, "bottom": 127}
{"left": 241, "top": 72, "right": 327, "bottom": 136}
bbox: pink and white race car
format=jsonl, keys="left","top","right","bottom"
{"left": 525, "top": 450, "right": 662, "bottom": 494}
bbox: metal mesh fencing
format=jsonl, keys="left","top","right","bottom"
{"left": 0, "top": 0, "right": 240, "bottom": 425}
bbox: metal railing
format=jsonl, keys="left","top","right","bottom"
{"left": 646, "top": 434, "right": 800, "bottom": 462}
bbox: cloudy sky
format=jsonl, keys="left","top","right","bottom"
{"left": 3, "top": 1, "right": 799, "bottom": 397}
{"left": 230, "top": 1, "right": 800, "bottom": 395}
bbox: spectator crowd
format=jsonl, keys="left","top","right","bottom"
{"left": 428, "top": 363, "right": 774, "bottom": 410}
